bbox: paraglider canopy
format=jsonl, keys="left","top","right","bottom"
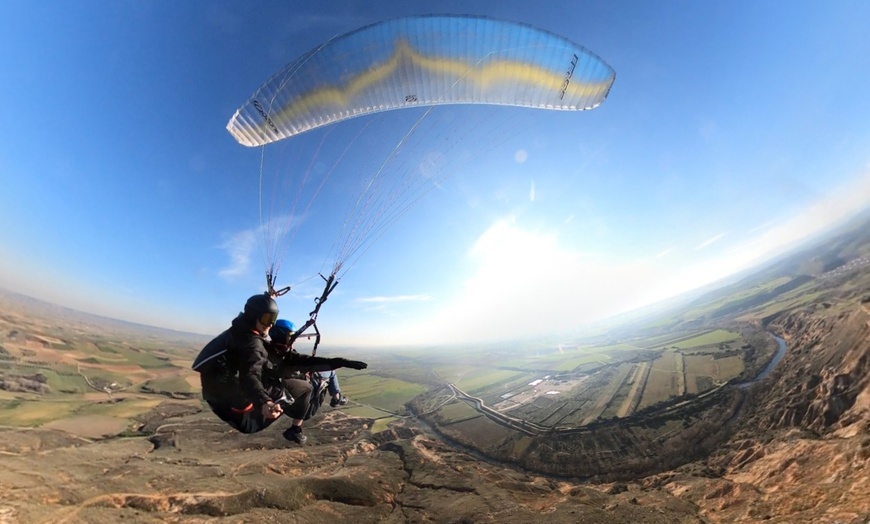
{"left": 227, "top": 15, "right": 615, "bottom": 147}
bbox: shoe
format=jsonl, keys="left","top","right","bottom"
{"left": 283, "top": 425, "right": 307, "bottom": 444}
{"left": 330, "top": 395, "right": 348, "bottom": 408}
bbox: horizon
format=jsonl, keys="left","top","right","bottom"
{"left": 2, "top": 207, "right": 864, "bottom": 352}
{"left": 2, "top": 1, "right": 869, "bottom": 345}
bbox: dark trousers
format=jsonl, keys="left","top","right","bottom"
{"left": 282, "top": 377, "right": 312, "bottom": 421}
{"left": 206, "top": 377, "right": 312, "bottom": 434}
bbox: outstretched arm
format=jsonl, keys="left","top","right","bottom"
{"left": 329, "top": 358, "right": 367, "bottom": 370}
{"left": 283, "top": 352, "right": 367, "bottom": 373}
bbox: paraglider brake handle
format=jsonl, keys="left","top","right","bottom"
{"left": 270, "top": 285, "right": 291, "bottom": 297}
{"left": 266, "top": 269, "right": 291, "bottom": 297}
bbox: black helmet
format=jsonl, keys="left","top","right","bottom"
{"left": 244, "top": 293, "right": 279, "bottom": 327}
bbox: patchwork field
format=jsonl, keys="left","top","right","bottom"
{"left": 0, "top": 286, "right": 777, "bottom": 446}
{"left": 413, "top": 326, "right": 766, "bottom": 431}
{"left": 339, "top": 372, "right": 428, "bottom": 413}
{"left": 0, "top": 291, "right": 437, "bottom": 442}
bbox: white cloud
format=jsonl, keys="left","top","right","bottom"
{"left": 216, "top": 213, "right": 301, "bottom": 281}
{"left": 218, "top": 229, "right": 256, "bottom": 279}
{"left": 514, "top": 149, "right": 528, "bottom": 164}
{"left": 655, "top": 248, "right": 673, "bottom": 259}
{"left": 748, "top": 219, "right": 778, "bottom": 234}
{"left": 694, "top": 232, "right": 726, "bottom": 250}
{"left": 530, "top": 180, "right": 536, "bottom": 202}
{"left": 357, "top": 294, "right": 432, "bottom": 304}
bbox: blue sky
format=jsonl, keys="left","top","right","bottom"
{"left": 2, "top": 1, "right": 870, "bottom": 346}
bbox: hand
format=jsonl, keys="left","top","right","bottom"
{"left": 341, "top": 359, "right": 367, "bottom": 370}
{"left": 262, "top": 400, "right": 283, "bottom": 420}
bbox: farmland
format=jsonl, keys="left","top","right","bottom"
{"left": 0, "top": 290, "right": 772, "bottom": 448}
{"left": 0, "top": 295, "right": 208, "bottom": 433}
{"left": 0, "top": 290, "right": 434, "bottom": 439}
{"left": 339, "top": 371, "right": 427, "bottom": 413}
{"left": 0, "top": 284, "right": 777, "bottom": 454}
{"left": 412, "top": 326, "right": 771, "bottom": 433}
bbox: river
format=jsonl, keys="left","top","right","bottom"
{"left": 738, "top": 334, "right": 787, "bottom": 388}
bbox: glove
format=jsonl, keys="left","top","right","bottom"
{"left": 332, "top": 358, "right": 368, "bottom": 370}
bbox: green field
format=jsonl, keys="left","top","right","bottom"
{"left": 0, "top": 397, "right": 165, "bottom": 427}
{"left": 0, "top": 365, "right": 93, "bottom": 395}
{"left": 370, "top": 417, "right": 397, "bottom": 433}
{"left": 683, "top": 354, "right": 741, "bottom": 393}
{"left": 81, "top": 353, "right": 128, "bottom": 363}
{"left": 343, "top": 404, "right": 393, "bottom": 419}
{"left": 342, "top": 372, "right": 427, "bottom": 413}
{"left": 6, "top": 359, "right": 150, "bottom": 396}
{"left": 637, "top": 350, "right": 680, "bottom": 410}
{"left": 105, "top": 346, "right": 177, "bottom": 369}
{"left": 437, "top": 400, "right": 481, "bottom": 423}
{"left": 677, "top": 276, "right": 793, "bottom": 319}
{"left": 140, "top": 376, "right": 194, "bottom": 394}
{"left": 0, "top": 398, "right": 87, "bottom": 426}
{"left": 667, "top": 330, "right": 741, "bottom": 349}
{"left": 581, "top": 363, "right": 633, "bottom": 422}
{"left": 750, "top": 291, "right": 824, "bottom": 319}
{"left": 454, "top": 369, "right": 528, "bottom": 394}
{"left": 549, "top": 353, "right": 612, "bottom": 372}
{"left": 42, "top": 369, "right": 91, "bottom": 393}
{"left": 78, "top": 398, "right": 164, "bottom": 418}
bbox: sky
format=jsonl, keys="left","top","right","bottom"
{"left": 2, "top": 1, "right": 870, "bottom": 347}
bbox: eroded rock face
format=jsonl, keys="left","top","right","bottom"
{"left": 755, "top": 306, "right": 870, "bottom": 435}
{"left": 663, "top": 302, "right": 870, "bottom": 523}
{"left": 660, "top": 432, "right": 870, "bottom": 523}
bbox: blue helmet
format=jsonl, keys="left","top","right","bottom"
{"left": 270, "top": 319, "right": 297, "bottom": 345}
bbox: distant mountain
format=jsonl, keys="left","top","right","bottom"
{"left": 599, "top": 211, "right": 870, "bottom": 333}
{"left": 0, "top": 287, "right": 210, "bottom": 346}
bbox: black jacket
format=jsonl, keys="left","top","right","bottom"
{"left": 193, "top": 314, "right": 346, "bottom": 410}
{"left": 193, "top": 313, "right": 281, "bottom": 411}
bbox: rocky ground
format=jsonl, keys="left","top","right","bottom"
{"left": 0, "top": 407, "right": 705, "bottom": 524}
{"left": 1, "top": 297, "right": 868, "bottom": 523}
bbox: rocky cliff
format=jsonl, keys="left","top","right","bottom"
{"left": 654, "top": 300, "right": 870, "bottom": 523}
{"left": 758, "top": 303, "right": 870, "bottom": 435}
